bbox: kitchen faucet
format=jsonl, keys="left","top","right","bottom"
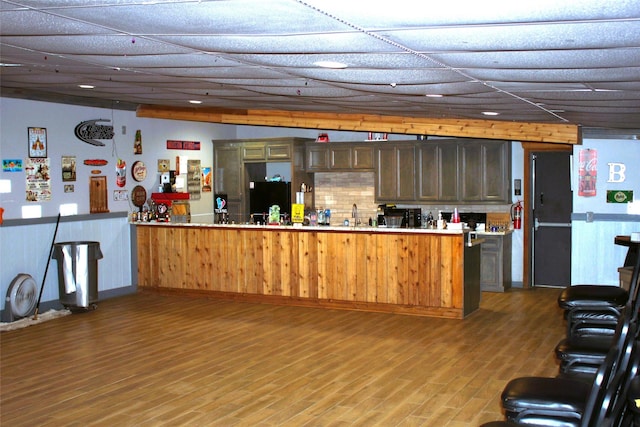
{"left": 352, "top": 203, "right": 359, "bottom": 226}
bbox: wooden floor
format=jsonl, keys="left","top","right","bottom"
{"left": 1, "top": 288, "right": 565, "bottom": 426}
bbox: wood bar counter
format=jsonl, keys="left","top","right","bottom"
{"left": 135, "top": 223, "right": 481, "bottom": 319}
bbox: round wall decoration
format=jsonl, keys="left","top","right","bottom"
{"left": 131, "top": 185, "right": 147, "bottom": 209}
{"left": 131, "top": 161, "right": 147, "bottom": 182}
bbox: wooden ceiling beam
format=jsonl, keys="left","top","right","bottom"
{"left": 136, "top": 105, "right": 581, "bottom": 144}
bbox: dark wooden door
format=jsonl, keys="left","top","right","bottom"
{"left": 531, "top": 151, "right": 572, "bottom": 287}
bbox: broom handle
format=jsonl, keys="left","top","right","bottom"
{"left": 33, "top": 213, "right": 61, "bottom": 320}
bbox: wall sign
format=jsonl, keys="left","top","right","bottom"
{"left": 25, "top": 158, "right": 51, "bottom": 201}
{"left": 28, "top": 127, "right": 47, "bottom": 158}
{"left": 166, "top": 140, "right": 200, "bottom": 150}
{"left": 607, "top": 162, "right": 626, "bottom": 183}
{"left": 74, "top": 119, "right": 114, "bottom": 146}
{"left": 2, "top": 159, "right": 23, "bottom": 172}
{"left": 61, "top": 155, "right": 76, "bottom": 182}
{"left": 606, "top": 190, "right": 633, "bottom": 203}
{"left": 578, "top": 148, "right": 597, "bottom": 197}
{"left": 187, "top": 159, "right": 201, "bottom": 200}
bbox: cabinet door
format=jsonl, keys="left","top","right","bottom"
{"left": 266, "top": 143, "right": 291, "bottom": 160}
{"left": 396, "top": 145, "right": 416, "bottom": 200}
{"left": 306, "top": 145, "right": 329, "bottom": 171}
{"left": 329, "top": 145, "right": 352, "bottom": 169}
{"left": 439, "top": 143, "right": 459, "bottom": 201}
{"left": 460, "top": 143, "right": 483, "bottom": 201}
{"left": 376, "top": 144, "right": 415, "bottom": 201}
{"left": 214, "top": 145, "right": 242, "bottom": 199}
{"left": 417, "top": 144, "right": 440, "bottom": 200}
{"left": 352, "top": 145, "right": 374, "bottom": 169}
{"left": 242, "top": 144, "right": 266, "bottom": 161}
{"left": 417, "top": 143, "right": 459, "bottom": 201}
{"left": 376, "top": 145, "right": 397, "bottom": 200}
{"left": 483, "top": 142, "right": 509, "bottom": 202}
{"left": 480, "top": 236, "right": 502, "bottom": 291}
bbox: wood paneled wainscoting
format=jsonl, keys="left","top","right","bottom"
{"left": 135, "top": 224, "right": 481, "bottom": 319}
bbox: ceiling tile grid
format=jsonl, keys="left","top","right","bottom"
{"left": 1, "top": 0, "right": 639, "bottom": 130}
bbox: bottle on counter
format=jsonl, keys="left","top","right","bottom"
{"left": 451, "top": 208, "right": 460, "bottom": 223}
{"left": 437, "top": 211, "right": 445, "bottom": 230}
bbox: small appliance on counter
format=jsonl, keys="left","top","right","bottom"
{"left": 377, "top": 204, "right": 422, "bottom": 228}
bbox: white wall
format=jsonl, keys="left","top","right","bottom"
{"left": 0, "top": 97, "right": 236, "bottom": 311}
{"left": 571, "top": 138, "right": 640, "bottom": 285}
{"left": 0, "top": 97, "right": 236, "bottom": 222}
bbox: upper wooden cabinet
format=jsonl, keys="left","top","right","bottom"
{"left": 416, "top": 142, "right": 459, "bottom": 201}
{"left": 305, "top": 143, "right": 375, "bottom": 172}
{"left": 459, "top": 140, "right": 511, "bottom": 202}
{"left": 242, "top": 141, "right": 292, "bottom": 161}
{"left": 417, "top": 139, "right": 510, "bottom": 203}
{"left": 375, "top": 143, "right": 416, "bottom": 201}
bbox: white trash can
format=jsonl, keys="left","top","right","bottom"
{"left": 52, "top": 241, "right": 102, "bottom": 309}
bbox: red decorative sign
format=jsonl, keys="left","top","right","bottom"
{"left": 578, "top": 148, "right": 597, "bottom": 197}
{"left": 166, "top": 140, "right": 200, "bottom": 150}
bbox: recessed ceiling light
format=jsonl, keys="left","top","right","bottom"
{"left": 482, "top": 111, "right": 499, "bottom": 116}
{"left": 313, "top": 61, "right": 348, "bottom": 69}
{"left": 189, "top": 100, "right": 202, "bottom": 104}
{"left": 425, "top": 94, "right": 443, "bottom": 98}
{"left": 78, "top": 84, "right": 94, "bottom": 89}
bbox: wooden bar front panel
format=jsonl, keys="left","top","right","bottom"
{"left": 137, "top": 225, "right": 467, "bottom": 318}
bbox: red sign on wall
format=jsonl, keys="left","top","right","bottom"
{"left": 166, "top": 140, "right": 201, "bottom": 150}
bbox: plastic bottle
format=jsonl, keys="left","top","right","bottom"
{"left": 437, "top": 211, "right": 445, "bottom": 230}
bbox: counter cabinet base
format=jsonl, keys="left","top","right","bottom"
{"left": 136, "top": 224, "right": 479, "bottom": 319}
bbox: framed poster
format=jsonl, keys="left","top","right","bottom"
{"left": 61, "top": 155, "right": 76, "bottom": 182}
{"left": 28, "top": 127, "right": 47, "bottom": 158}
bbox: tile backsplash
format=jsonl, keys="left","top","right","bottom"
{"left": 314, "top": 172, "right": 378, "bottom": 224}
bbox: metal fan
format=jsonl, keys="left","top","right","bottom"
{"left": 3, "top": 274, "right": 38, "bottom": 322}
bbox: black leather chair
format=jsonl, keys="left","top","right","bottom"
{"left": 555, "top": 263, "right": 639, "bottom": 377}
{"left": 484, "top": 347, "right": 638, "bottom": 427}
{"left": 498, "top": 308, "right": 635, "bottom": 427}
{"left": 558, "top": 251, "right": 640, "bottom": 340}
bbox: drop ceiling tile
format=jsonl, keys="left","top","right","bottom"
{"left": 4, "top": 34, "right": 191, "bottom": 55}
{"left": 431, "top": 48, "right": 640, "bottom": 69}
{"left": 381, "top": 21, "right": 640, "bottom": 52}
{"left": 305, "top": 0, "right": 640, "bottom": 27}
{"left": 48, "top": 0, "right": 348, "bottom": 35}
{"left": 158, "top": 33, "right": 398, "bottom": 55}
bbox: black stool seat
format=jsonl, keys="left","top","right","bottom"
{"left": 555, "top": 334, "right": 614, "bottom": 376}
{"left": 558, "top": 285, "right": 628, "bottom": 310}
{"left": 502, "top": 377, "right": 591, "bottom": 418}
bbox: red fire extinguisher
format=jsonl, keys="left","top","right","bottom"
{"left": 511, "top": 201, "right": 522, "bottom": 230}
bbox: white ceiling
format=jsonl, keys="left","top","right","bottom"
{"left": 1, "top": 0, "right": 640, "bottom": 133}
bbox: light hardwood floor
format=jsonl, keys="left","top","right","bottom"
{"left": 1, "top": 288, "right": 565, "bottom": 426}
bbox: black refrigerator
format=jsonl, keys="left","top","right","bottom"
{"left": 249, "top": 182, "right": 291, "bottom": 217}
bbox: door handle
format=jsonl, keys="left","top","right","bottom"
{"left": 540, "top": 192, "right": 544, "bottom": 206}
{"left": 537, "top": 222, "right": 572, "bottom": 228}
